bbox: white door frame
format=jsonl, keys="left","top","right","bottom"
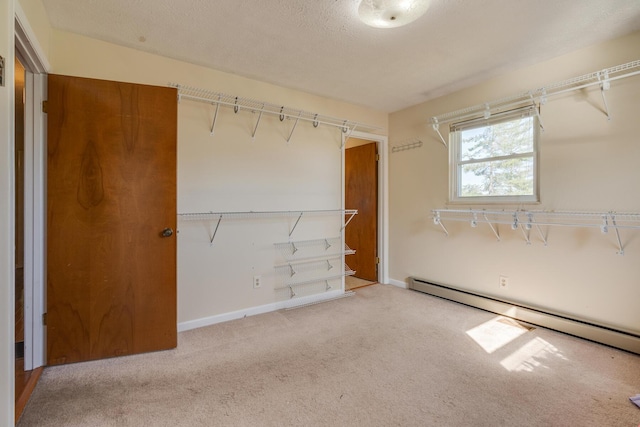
{"left": 15, "top": 3, "right": 50, "bottom": 370}
{"left": 342, "top": 130, "right": 389, "bottom": 285}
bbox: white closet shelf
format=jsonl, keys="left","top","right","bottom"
{"left": 178, "top": 209, "right": 357, "bottom": 245}
{"left": 429, "top": 59, "right": 640, "bottom": 146}
{"left": 274, "top": 237, "right": 355, "bottom": 260}
{"left": 275, "top": 264, "right": 356, "bottom": 290}
{"left": 432, "top": 208, "right": 640, "bottom": 255}
{"left": 169, "top": 83, "right": 379, "bottom": 145}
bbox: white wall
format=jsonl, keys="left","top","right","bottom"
{"left": 49, "top": 29, "right": 388, "bottom": 327}
{"left": 0, "top": 0, "right": 16, "bottom": 423}
{"left": 389, "top": 31, "right": 640, "bottom": 333}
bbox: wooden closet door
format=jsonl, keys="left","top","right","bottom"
{"left": 47, "top": 74, "right": 177, "bottom": 365}
{"left": 345, "top": 141, "right": 378, "bottom": 282}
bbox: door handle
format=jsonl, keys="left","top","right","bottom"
{"left": 161, "top": 228, "right": 174, "bottom": 238}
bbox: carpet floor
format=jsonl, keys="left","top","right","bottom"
{"left": 18, "top": 284, "right": 640, "bottom": 426}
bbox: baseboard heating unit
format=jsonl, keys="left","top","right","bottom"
{"left": 408, "top": 277, "right": 640, "bottom": 355}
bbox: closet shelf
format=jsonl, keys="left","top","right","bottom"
{"left": 429, "top": 59, "right": 640, "bottom": 146}
{"left": 276, "top": 264, "right": 356, "bottom": 299}
{"left": 178, "top": 209, "right": 357, "bottom": 245}
{"left": 274, "top": 254, "right": 353, "bottom": 277}
{"left": 432, "top": 208, "right": 640, "bottom": 255}
{"left": 169, "top": 83, "right": 379, "bottom": 145}
{"left": 274, "top": 237, "right": 355, "bottom": 259}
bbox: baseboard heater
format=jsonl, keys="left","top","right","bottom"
{"left": 408, "top": 277, "right": 640, "bottom": 355}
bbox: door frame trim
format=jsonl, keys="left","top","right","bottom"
{"left": 342, "top": 131, "right": 389, "bottom": 285}
{"left": 15, "top": 1, "right": 49, "bottom": 371}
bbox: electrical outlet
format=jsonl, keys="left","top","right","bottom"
{"left": 253, "top": 275, "right": 262, "bottom": 289}
{"left": 499, "top": 275, "right": 509, "bottom": 289}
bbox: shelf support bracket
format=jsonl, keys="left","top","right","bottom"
{"left": 598, "top": 71, "right": 612, "bottom": 121}
{"left": 610, "top": 213, "right": 624, "bottom": 255}
{"left": 483, "top": 213, "right": 500, "bottom": 241}
{"left": 529, "top": 92, "right": 545, "bottom": 131}
{"left": 341, "top": 123, "right": 358, "bottom": 150}
{"left": 341, "top": 211, "right": 357, "bottom": 232}
{"left": 433, "top": 213, "right": 449, "bottom": 236}
{"left": 251, "top": 105, "right": 264, "bottom": 141}
{"left": 289, "top": 286, "right": 296, "bottom": 299}
{"left": 210, "top": 97, "right": 221, "bottom": 136}
{"left": 535, "top": 224, "right": 548, "bottom": 246}
{"left": 324, "top": 238, "right": 331, "bottom": 251}
{"left": 290, "top": 241, "right": 298, "bottom": 255}
{"left": 286, "top": 113, "right": 301, "bottom": 144}
{"left": 326, "top": 260, "right": 333, "bottom": 271}
{"left": 209, "top": 214, "right": 223, "bottom": 246}
{"left": 431, "top": 119, "right": 447, "bottom": 147}
{"left": 325, "top": 280, "right": 332, "bottom": 291}
{"left": 288, "top": 264, "right": 296, "bottom": 277}
{"left": 289, "top": 212, "right": 304, "bottom": 238}
{"left": 519, "top": 224, "right": 531, "bottom": 245}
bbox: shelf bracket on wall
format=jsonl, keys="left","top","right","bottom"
{"left": 251, "top": 104, "right": 264, "bottom": 141}
{"left": 286, "top": 112, "right": 301, "bottom": 144}
{"left": 483, "top": 213, "right": 500, "bottom": 241}
{"left": 209, "top": 214, "right": 223, "bottom": 246}
{"left": 610, "top": 213, "right": 624, "bottom": 255}
{"left": 598, "top": 71, "right": 611, "bottom": 121}
{"left": 528, "top": 92, "right": 545, "bottom": 131}
{"left": 535, "top": 224, "right": 548, "bottom": 246}
{"left": 341, "top": 123, "right": 358, "bottom": 150}
{"left": 433, "top": 211, "right": 449, "bottom": 236}
{"left": 210, "top": 96, "right": 221, "bottom": 136}
{"left": 431, "top": 119, "right": 447, "bottom": 147}
{"left": 289, "top": 212, "right": 304, "bottom": 238}
{"left": 341, "top": 210, "right": 357, "bottom": 231}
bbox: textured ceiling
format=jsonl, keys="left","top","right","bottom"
{"left": 42, "top": 0, "right": 640, "bottom": 112}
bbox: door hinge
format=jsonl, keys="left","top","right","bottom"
{"left": 375, "top": 257, "right": 380, "bottom": 264}
{"left": 42, "top": 312, "right": 47, "bottom": 325}
{"left": 42, "top": 100, "right": 48, "bottom": 113}
{"left": 376, "top": 154, "right": 380, "bottom": 161}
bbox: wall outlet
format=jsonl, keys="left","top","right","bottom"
{"left": 253, "top": 275, "right": 262, "bottom": 289}
{"left": 499, "top": 275, "right": 509, "bottom": 289}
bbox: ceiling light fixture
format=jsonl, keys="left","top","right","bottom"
{"left": 358, "top": 0, "right": 431, "bottom": 29}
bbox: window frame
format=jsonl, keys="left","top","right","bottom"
{"left": 448, "top": 106, "right": 540, "bottom": 204}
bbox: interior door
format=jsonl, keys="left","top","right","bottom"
{"left": 47, "top": 74, "right": 177, "bottom": 365}
{"left": 345, "top": 141, "right": 378, "bottom": 282}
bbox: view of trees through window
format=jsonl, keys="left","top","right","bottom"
{"left": 458, "top": 116, "right": 534, "bottom": 198}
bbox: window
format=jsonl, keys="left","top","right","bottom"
{"left": 449, "top": 106, "right": 539, "bottom": 203}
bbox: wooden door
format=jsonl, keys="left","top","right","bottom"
{"left": 47, "top": 75, "right": 177, "bottom": 365}
{"left": 345, "top": 141, "right": 378, "bottom": 282}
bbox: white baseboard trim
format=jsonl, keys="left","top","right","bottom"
{"left": 178, "top": 289, "right": 345, "bottom": 332}
{"left": 387, "top": 278, "right": 407, "bottom": 289}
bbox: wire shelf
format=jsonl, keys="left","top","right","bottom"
{"left": 432, "top": 208, "right": 640, "bottom": 254}
{"left": 276, "top": 263, "right": 355, "bottom": 290}
{"left": 169, "top": 83, "right": 380, "bottom": 141}
{"left": 429, "top": 59, "right": 640, "bottom": 145}
{"left": 178, "top": 209, "right": 357, "bottom": 245}
{"left": 274, "top": 237, "right": 355, "bottom": 260}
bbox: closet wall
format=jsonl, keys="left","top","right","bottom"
{"left": 49, "top": 29, "right": 387, "bottom": 327}
{"left": 389, "top": 31, "right": 640, "bottom": 333}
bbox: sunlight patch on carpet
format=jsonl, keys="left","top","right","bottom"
{"left": 500, "top": 337, "right": 568, "bottom": 372}
{"left": 466, "top": 316, "right": 533, "bottom": 353}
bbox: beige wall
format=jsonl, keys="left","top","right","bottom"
{"left": 50, "top": 29, "right": 388, "bottom": 326}
{"left": 17, "top": 0, "right": 52, "bottom": 60}
{"left": 389, "top": 31, "right": 640, "bottom": 333}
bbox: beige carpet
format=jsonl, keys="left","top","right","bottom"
{"left": 19, "top": 284, "right": 640, "bottom": 426}
{"left": 345, "top": 275, "right": 376, "bottom": 291}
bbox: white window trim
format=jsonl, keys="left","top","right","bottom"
{"left": 448, "top": 106, "right": 540, "bottom": 205}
